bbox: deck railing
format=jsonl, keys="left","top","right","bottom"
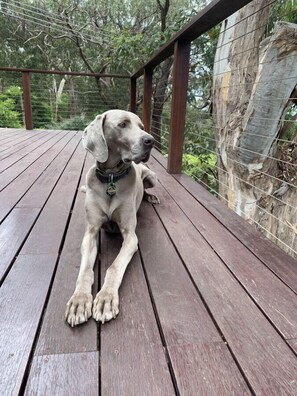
{"left": 1, "top": 0, "right": 296, "bottom": 258}
{"left": 0, "top": 67, "right": 131, "bottom": 131}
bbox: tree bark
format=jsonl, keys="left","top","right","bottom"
{"left": 213, "top": 1, "right": 297, "bottom": 257}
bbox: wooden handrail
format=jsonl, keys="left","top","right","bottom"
{"left": 132, "top": 0, "right": 254, "bottom": 78}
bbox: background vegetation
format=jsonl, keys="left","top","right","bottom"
{"left": 0, "top": 0, "right": 296, "bottom": 194}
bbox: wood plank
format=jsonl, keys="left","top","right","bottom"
{"left": 102, "top": 343, "right": 174, "bottom": 396}
{"left": 0, "top": 254, "right": 57, "bottom": 395}
{"left": 0, "top": 128, "right": 20, "bottom": 137}
{"left": 0, "top": 131, "right": 69, "bottom": 191}
{"left": 0, "top": 129, "right": 25, "bottom": 142}
{"left": 25, "top": 352, "right": 99, "bottom": 396}
{"left": 0, "top": 129, "right": 33, "bottom": 145}
{"left": 168, "top": 343, "right": 251, "bottom": 395}
{"left": 21, "top": 141, "right": 86, "bottom": 255}
{"left": 287, "top": 339, "right": 297, "bottom": 355}
{"left": 0, "top": 130, "right": 49, "bottom": 161}
{"left": 0, "top": 131, "right": 53, "bottom": 173}
{"left": 17, "top": 133, "right": 81, "bottom": 209}
{"left": 0, "top": 130, "right": 44, "bottom": 156}
{"left": 34, "top": 155, "right": 98, "bottom": 356}
{"left": 145, "top": 168, "right": 297, "bottom": 394}
{"left": 0, "top": 134, "right": 81, "bottom": 283}
{"left": 0, "top": 208, "right": 39, "bottom": 282}
{"left": 174, "top": 171, "right": 297, "bottom": 294}
{"left": 0, "top": 132, "right": 74, "bottom": 221}
{"left": 149, "top": 157, "right": 297, "bottom": 339}
{"left": 137, "top": 202, "right": 221, "bottom": 346}
{"left": 137, "top": 202, "right": 251, "bottom": 394}
{"left": 100, "top": 231, "right": 175, "bottom": 395}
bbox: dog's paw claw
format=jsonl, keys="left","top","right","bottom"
{"left": 93, "top": 288, "right": 119, "bottom": 324}
{"left": 65, "top": 292, "right": 93, "bottom": 327}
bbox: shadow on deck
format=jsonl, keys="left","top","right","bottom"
{"left": 1, "top": 128, "right": 297, "bottom": 395}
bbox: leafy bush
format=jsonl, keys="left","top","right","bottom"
{"left": 31, "top": 95, "right": 52, "bottom": 128}
{"left": 0, "top": 86, "right": 22, "bottom": 128}
{"left": 182, "top": 153, "right": 217, "bottom": 193}
{"left": 48, "top": 115, "right": 90, "bottom": 130}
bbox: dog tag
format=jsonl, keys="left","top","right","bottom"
{"left": 106, "top": 182, "right": 116, "bottom": 197}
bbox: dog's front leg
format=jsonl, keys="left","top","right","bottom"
{"left": 93, "top": 225, "right": 138, "bottom": 323}
{"left": 65, "top": 217, "right": 104, "bottom": 327}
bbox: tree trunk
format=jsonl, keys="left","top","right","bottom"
{"left": 212, "top": 1, "right": 297, "bottom": 257}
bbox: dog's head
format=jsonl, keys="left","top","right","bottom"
{"left": 82, "top": 110, "right": 154, "bottom": 165}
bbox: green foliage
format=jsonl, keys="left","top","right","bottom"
{"left": 48, "top": 115, "right": 90, "bottom": 131}
{"left": 0, "top": 86, "right": 22, "bottom": 128}
{"left": 0, "top": 98, "right": 22, "bottom": 128}
{"left": 31, "top": 95, "right": 52, "bottom": 128}
{"left": 182, "top": 153, "right": 217, "bottom": 192}
{"left": 268, "top": 0, "right": 297, "bottom": 32}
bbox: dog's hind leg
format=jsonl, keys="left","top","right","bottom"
{"left": 143, "top": 190, "right": 160, "bottom": 204}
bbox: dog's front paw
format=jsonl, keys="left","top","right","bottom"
{"left": 65, "top": 291, "right": 93, "bottom": 327}
{"left": 93, "top": 288, "right": 119, "bottom": 324}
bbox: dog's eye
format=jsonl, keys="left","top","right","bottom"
{"left": 118, "top": 122, "right": 126, "bottom": 128}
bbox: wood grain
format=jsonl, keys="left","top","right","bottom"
{"left": 0, "top": 208, "right": 39, "bottom": 282}
{"left": 0, "top": 254, "right": 57, "bottom": 395}
{"left": 21, "top": 140, "right": 85, "bottom": 255}
{"left": 100, "top": 232, "right": 175, "bottom": 395}
{"left": 168, "top": 343, "right": 251, "bottom": 395}
{"left": 35, "top": 154, "right": 98, "bottom": 356}
{"left": 0, "top": 132, "right": 74, "bottom": 221}
{"left": 0, "top": 131, "right": 69, "bottom": 190}
{"left": 17, "top": 132, "right": 81, "bottom": 208}
{"left": 149, "top": 157, "right": 297, "bottom": 339}
{"left": 137, "top": 202, "right": 221, "bottom": 346}
{"left": 138, "top": 201, "right": 251, "bottom": 394}
{"left": 25, "top": 352, "right": 99, "bottom": 396}
{"left": 0, "top": 131, "right": 53, "bottom": 173}
{"left": 146, "top": 165, "right": 297, "bottom": 394}
{"left": 174, "top": 172, "right": 297, "bottom": 294}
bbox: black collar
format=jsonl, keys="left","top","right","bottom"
{"left": 95, "top": 162, "right": 132, "bottom": 184}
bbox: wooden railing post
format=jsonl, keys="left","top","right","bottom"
{"left": 130, "top": 77, "right": 137, "bottom": 114}
{"left": 142, "top": 68, "right": 153, "bottom": 132}
{"left": 22, "top": 72, "right": 33, "bottom": 130}
{"left": 167, "top": 40, "right": 191, "bottom": 174}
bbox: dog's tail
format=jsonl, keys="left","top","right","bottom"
{"left": 80, "top": 185, "right": 86, "bottom": 193}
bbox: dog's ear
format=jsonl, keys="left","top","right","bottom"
{"left": 82, "top": 114, "right": 108, "bottom": 162}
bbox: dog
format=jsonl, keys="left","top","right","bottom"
{"left": 65, "top": 109, "right": 159, "bottom": 327}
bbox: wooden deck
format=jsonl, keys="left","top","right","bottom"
{"left": 1, "top": 128, "right": 297, "bottom": 395}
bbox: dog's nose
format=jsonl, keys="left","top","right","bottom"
{"left": 143, "top": 136, "right": 154, "bottom": 147}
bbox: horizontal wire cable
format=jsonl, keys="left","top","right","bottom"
{"left": 7, "top": 0, "right": 118, "bottom": 42}
{"left": 185, "top": 144, "right": 297, "bottom": 211}
{"left": 184, "top": 160, "right": 294, "bottom": 231}
{"left": 187, "top": 131, "right": 297, "bottom": 169}
{"left": 187, "top": 168, "right": 297, "bottom": 255}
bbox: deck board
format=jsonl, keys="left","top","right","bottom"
{"left": 149, "top": 156, "right": 297, "bottom": 339}
{"left": 100, "top": 232, "right": 175, "bottom": 395}
{"left": 1, "top": 129, "right": 297, "bottom": 395}
{"left": 148, "top": 157, "right": 297, "bottom": 394}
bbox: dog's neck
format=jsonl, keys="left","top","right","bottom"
{"left": 96, "top": 159, "right": 128, "bottom": 174}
